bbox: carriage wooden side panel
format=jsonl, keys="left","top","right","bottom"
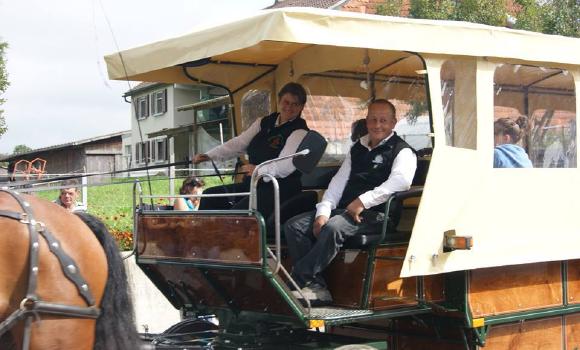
{"left": 567, "top": 260, "right": 580, "bottom": 305}
{"left": 137, "top": 213, "right": 262, "bottom": 264}
{"left": 565, "top": 313, "right": 580, "bottom": 348}
{"left": 468, "top": 262, "right": 563, "bottom": 318}
{"left": 370, "top": 246, "right": 418, "bottom": 310}
{"left": 484, "top": 317, "right": 563, "bottom": 349}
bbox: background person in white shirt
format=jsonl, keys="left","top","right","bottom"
{"left": 54, "top": 181, "right": 84, "bottom": 212}
{"left": 193, "top": 83, "right": 309, "bottom": 220}
{"left": 284, "top": 99, "right": 417, "bottom": 304}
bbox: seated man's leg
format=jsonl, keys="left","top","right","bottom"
{"left": 292, "top": 210, "right": 359, "bottom": 286}
{"left": 290, "top": 209, "right": 385, "bottom": 301}
{"left": 284, "top": 210, "right": 317, "bottom": 287}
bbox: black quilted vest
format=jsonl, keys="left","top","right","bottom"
{"left": 338, "top": 132, "right": 412, "bottom": 213}
{"left": 245, "top": 113, "right": 309, "bottom": 190}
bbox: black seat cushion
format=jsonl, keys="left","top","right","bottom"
{"left": 343, "top": 231, "right": 411, "bottom": 249}
{"left": 139, "top": 204, "right": 174, "bottom": 211}
{"left": 265, "top": 191, "right": 318, "bottom": 239}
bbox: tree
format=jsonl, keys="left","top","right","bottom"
{"left": 409, "top": 0, "right": 455, "bottom": 20}
{"left": 455, "top": 0, "right": 508, "bottom": 26}
{"left": 376, "top": 0, "right": 404, "bottom": 17}
{"left": 542, "top": 0, "right": 580, "bottom": 37}
{"left": 378, "top": 0, "right": 579, "bottom": 38}
{"left": 13, "top": 144, "right": 32, "bottom": 154}
{"left": 513, "top": 0, "right": 546, "bottom": 33}
{"left": 0, "top": 41, "right": 8, "bottom": 138}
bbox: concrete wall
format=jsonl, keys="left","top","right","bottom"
{"left": 123, "top": 253, "right": 181, "bottom": 333}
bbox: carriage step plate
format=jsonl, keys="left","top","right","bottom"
{"left": 307, "top": 307, "right": 373, "bottom": 321}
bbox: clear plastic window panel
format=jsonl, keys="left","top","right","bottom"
{"left": 494, "top": 64, "right": 576, "bottom": 168}
{"left": 441, "top": 59, "right": 477, "bottom": 150}
{"left": 298, "top": 52, "right": 431, "bottom": 165}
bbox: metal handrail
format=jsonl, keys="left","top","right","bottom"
{"left": 254, "top": 174, "right": 281, "bottom": 272}
{"left": 123, "top": 180, "right": 143, "bottom": 261}
{"left": 249, "top": 149, "right": 313, "bottom": 312}
{"left": 140, "top": 192, "right": 249, "bottom": 200}
{"left": 248, "top": 149, "right": 309, "bottom": 210}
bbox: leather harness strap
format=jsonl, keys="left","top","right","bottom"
{"left": 0, "top": 189, "right": 100, "bottom": 350}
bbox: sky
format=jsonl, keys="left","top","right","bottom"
{"left": 0, "top": 0, "right": 273, "bottom": 154}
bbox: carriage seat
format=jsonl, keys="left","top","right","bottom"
{"left": 343, "top": 231, "right": 411, "bottom": 249}
{"left": 265, "top": 190, "right": 318, "bottom": 238}
{"left": 139, "top": 203, "right": 174, "bottom": 211}
{"left": 342, "top": 186, "right": 424, "bottom": 250}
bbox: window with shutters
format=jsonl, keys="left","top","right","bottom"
{"left": 136, "top": 95, "right": 149, "bottom": 120}
{"left": 155, "top": 138, "right": 167, "bottom": 161}
{"left": 152, "top": 89, "right": 167, "bottom": 116}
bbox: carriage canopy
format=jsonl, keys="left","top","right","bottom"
{"left": 105, "top": 8, "right": 580, "bottom": 278}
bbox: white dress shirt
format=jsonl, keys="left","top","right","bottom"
{"left": 206, "top": 115, "right": 308, "bottom": 179}
{"left": 315, "top": 132, "right": 417, "bottom": 218}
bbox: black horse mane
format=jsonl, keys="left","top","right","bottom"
{"left": 75, "top": 212, "right": 141, "bottom": 350}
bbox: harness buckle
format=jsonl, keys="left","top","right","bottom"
{"left": 19, "top": 212, "right": 29, "bottom": 224}
{"left": 19, "top": 298, "right": 36, "bottom": 311}
{"left": 34, "top": 221, "right": 46, "bottom": 232}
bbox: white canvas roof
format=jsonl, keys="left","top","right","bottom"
{"left": 105, "top": 8, "right": 580, "bottom": 278}
{"left": 105, "top": 7, "right": 580, "bottom": 86}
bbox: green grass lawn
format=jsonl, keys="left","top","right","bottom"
{"left": 35, "top": 175, "right": 231, "bottom": 250}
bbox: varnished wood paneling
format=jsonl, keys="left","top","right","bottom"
{"left": 394, "top": 336, "right": 465, "bottom": 350}
{"left": 145, "top": 264, "right": 295, "bottom": 316}
{"left": 370, "top": 246, "right": 417, "bottom": 310}
{"left": 388, "top": 317, "right": 465, "bottom": 350}
{"left": 324, "top": 250, "right": 368, "bottom": 307}
{"left": 567, "top": 260, "right": 580, "bottom": 304}
{"left": 469, "top": 262, "right": 563, "bottom": 317}
{"left": 424, "top": 274, "right": 445, "bottom": 302}
{"left": 565, "top": 313, "right": 580, "bottom": 349}
{"left": 138, "top": 214, "right": 262, "bottom": 264}
{"left": 484, "top": 317, "right": 562, "bottom": 349}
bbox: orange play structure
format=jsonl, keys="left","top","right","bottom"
{"left": 12, "top": 158, "right": 47, "bottom": 180}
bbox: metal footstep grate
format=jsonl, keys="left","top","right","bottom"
{"left": 307, "top": 307, "right": 373, "bottom": 320}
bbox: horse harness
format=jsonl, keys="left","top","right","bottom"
{"left": 0, "top": 189, "right": 100, "bottom": 350}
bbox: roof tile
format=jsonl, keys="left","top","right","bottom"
{"left": 266, "top": 0, "right": 345, "bottom": 9}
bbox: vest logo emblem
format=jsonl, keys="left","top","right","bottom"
{"left": 268, "top": 135, "right": 284, "bottom": 149}
{"left": 372, "top": 155, "right": 384, "bottom": 169}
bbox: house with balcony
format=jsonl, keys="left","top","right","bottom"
{"left": 121, "top": 83, "right": 230, "bottom": 176}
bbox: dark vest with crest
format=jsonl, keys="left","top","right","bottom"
{"left": 245, "top": 113, "right": 309, "bottom": 192}
{"left": 338, "top": 132, "right": 412, "bottom": 213}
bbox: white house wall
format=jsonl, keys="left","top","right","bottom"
{"left": 123, "top": 84, "right": 206, "bottom": 171}
{"left": 173, "top": 85, "right": 202, "bottom": 127}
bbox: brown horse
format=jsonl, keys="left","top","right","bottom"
{"left": 0, "top": 190, "right": 140, "bottom": 350}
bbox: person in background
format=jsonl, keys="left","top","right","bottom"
{"left": 284, "top": 99, "right": 417, "bottom": 304}
{"left": 494, "top": 116, "right": 533, "bottom": 168}
{"left": 174, "top": 176, "right": 205, "bottom": 211}
{"left": 193, "top": 82, "right": 309, "bottom": 219}
{"left": 54, "top": 181, "right": 83, "bottom": 212}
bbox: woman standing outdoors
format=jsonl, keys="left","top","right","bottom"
{"left": 193, "top": 82, "right": 309, "bottom": 219}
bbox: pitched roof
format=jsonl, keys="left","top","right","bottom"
{"left": 1, "top": 130, "right": 131, "bottom": 162}
{"left": 123, "top": 82, "right": 166, "bottom": 97}
{"left": 266, "top": 0, "right": 347, "bottom": 9}
{"left": 340, "top": 0, "right": 409, "bottom": 15}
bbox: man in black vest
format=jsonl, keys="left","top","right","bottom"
{"left": 284, "top": 99, "right": 417, "bottom": 303}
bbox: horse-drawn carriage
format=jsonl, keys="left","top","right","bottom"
{"left": 2, "top": 7, "right": 579, "bottom": 350}
{"left": 108, "top": 8, "right": 580, "bottom": 349}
